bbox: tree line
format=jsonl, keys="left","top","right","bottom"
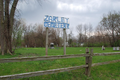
{"left": 76, "top": 11, "right": 120, "bottom": 47}
{"left": 9, "top": 11, "right": 120, "bottom": 49}
{"left": 12, "top": 19, "right": 63, "bottom": 48}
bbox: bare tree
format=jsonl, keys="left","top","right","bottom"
{"left": 0, "top": 0, "right": 42, "bottom": 55}
{"left": 12, "top": 19, "right": 26, "bottom": 49}
{"left": 76, "top": 24, "right": 83, "bottom": 46}
{"left": 0, "top": 0, "right": 19, "bottom": 55}
{"left": 87, "top": 23, "right": 93, "bottom": 46}
{"left": 88, "top": 23, "right": 93, "bottom": 37}
{"left": 100, "top": 11, "right": 120, "bottom": 47}
{"left": 83, "top": 24, "right": 88, "bottom": 43}
{"left": 0, "top": 0, "right": 4, "bottom": 55}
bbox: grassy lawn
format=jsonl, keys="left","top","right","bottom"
{"left": 0, "top": 47, "right": 120, "bottom": 80}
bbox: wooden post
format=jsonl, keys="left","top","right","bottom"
{"left": 85, "top": 48, "right": 89, "bottom": 75}
{"left": 46, "top": 27, "right": 48, "bottom": 56}
{"left": 87, "top": 49, "right": 93, "bottom": 76}
{"left": 63, "top": 28, "right": 66, "bottom": 55}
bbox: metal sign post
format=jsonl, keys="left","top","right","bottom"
{"left": 63, "top": 28, "right": 66, "bottom": 55}
{"left": 45, "top": 27, "right": 48, "bottom": 56}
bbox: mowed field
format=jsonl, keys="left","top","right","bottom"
{"left": 0, "top": 47, "right": 120, "bottom": 80}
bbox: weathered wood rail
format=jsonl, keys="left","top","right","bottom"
{"left": 92, "top": 59, "right": 120, "bottom": 67}
{"left": 0, "top": 49, "right": 120, "bottom": 80}
{"left": 93, "top": 52, "right": 120, "bottom": 56}
{"left": 0, "top": 54, "right": 89, "bottom": 63}
{"left": 0, "top": 52, "right": 120, "bottom": 63}
{"left": 0, "top": 65, "right": 88, "bottom": 80}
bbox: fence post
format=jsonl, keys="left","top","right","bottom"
{"left": 87, "top": 49, "right": 93, "bottom": 76}
{"left": 85, "top": 48, "right": 89, "bottom": 75}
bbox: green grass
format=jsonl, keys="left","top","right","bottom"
{"left": 0, "top": 47, "right": 120, "bottom": 80}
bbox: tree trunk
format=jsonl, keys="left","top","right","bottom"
{"left": 5, "top": 0, "right": 11, "bottom": 54}
{"left": 9, "top": 0, "right": 19, "bottom": 52}
{"left": 0, "top": 0, "right": 5, "bottom": 55}
{"left": 1, "top": 0, "right": 19, "bottom": 55}
{"left": 0, "top": 0, "right": 2, "bottom": 53}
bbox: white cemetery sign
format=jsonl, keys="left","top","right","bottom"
{"left": 44, "top": 15, "right": 69, "bottom": 55}
{"left": 44, "top": 15, "right": 69, "bottom": 29}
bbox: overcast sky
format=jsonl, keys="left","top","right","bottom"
{"left": 17, "top": 0, "right": 120, "bottom": 36}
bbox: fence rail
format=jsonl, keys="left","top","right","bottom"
{"left": 0, "top": 54, "right": 89, "bottom": 63}
{"left": 0, "top": 50, "right": 120, "bottom": 80}
{"left": 0, "top": 65, "right": 88, "bottom": 80}
{"left": 92, "top": 59, "right": 120, "bottom": 67}
{"left": 0, "top": 52, "right": 120, "bottom": 63}
{"left": 93, "top": 52, "right": 120, "bottom": 56}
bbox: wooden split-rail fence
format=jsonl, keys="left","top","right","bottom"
{"left": 0, "top": 48, "right": 120, "bottom": 80}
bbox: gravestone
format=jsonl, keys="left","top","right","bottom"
{"left": 50, "top": 43, "right": 54, "bottom": 49}
{"left": 116, "top": 47, "right": 119, "bottom": 50}
{"left": 113, "top": 47, "right": 116, "bottom": 50}
{"left": 102, "top": 46, "right": 105, "bottom": 50}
